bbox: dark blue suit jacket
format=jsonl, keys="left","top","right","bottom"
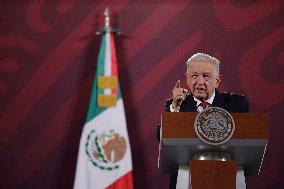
{"left": 165, "top": 90, "right": 249, "bottom": 113}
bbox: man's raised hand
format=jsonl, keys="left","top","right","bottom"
{"left": 172, "top": 80, "right": 188, "bottom": 110}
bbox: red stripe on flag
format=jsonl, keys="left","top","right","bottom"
{"left": 110, "top": 31, "right": 118, "bottom": 76}
{"left": 106, "top": 171, "right": 134, "bottom": 189}
{"left": 110, "top": 30, "right": 118, "bottom": 95}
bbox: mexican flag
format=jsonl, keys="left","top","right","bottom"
{"left": 73, "top": 27, "right": 134, "bottom": 189}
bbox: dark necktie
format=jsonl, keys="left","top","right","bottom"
{"left": 197, "top": 101, "right": 209, "bottom": 112}
{"left": 201, "top": 101, "right": 208, "bottom": 109}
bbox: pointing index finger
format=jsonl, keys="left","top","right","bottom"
{"left": 175, "top": 80, "right": 181, "bottom": 88}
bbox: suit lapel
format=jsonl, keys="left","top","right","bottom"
{"left": 212, "top": 90, "right": 226, "bottom": 109}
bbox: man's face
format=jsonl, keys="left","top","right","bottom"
{"left": 186, "top": 61, "right": 221, "bottom": 101}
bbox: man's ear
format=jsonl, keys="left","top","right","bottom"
{"left": 216, "top": 75, "right": 221, "bottom": 87}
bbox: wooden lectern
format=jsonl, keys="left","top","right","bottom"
{"left": 158, "top": 112, "right": 268, "bottom": 189}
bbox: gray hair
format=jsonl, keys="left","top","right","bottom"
{"left": 186, "top": 53, "right": 220, "bottom": 74}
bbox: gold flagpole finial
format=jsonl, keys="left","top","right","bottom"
{"left": 96, "top": 7, "right": 121, "bottom": 35}
{"left": 104, "top": 7, "right": 110, "bottom": 28}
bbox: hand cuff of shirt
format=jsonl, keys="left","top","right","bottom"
{"left": 170, "top": 104, "right": 180, "bottom": 112}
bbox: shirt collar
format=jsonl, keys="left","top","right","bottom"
{"left": 193, "top": 91, "right": 215, "bottom": 106}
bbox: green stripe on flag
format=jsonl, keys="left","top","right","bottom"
{"left": 97, "top": 33, "right": 105, "bottom": 77}
{"left": 86, "top": 34, "right": 106, "bottom": 122}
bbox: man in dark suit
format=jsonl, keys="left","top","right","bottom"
{"left": 158, "top": 53, "right": 249, "bottom": 188}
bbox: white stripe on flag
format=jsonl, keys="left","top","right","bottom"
{"left": 104, "top": 29, "right": 112, "bottom": 95}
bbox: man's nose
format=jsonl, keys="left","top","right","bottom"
{"left": 196, "top": 75, "right": 205, "bottom": 84}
